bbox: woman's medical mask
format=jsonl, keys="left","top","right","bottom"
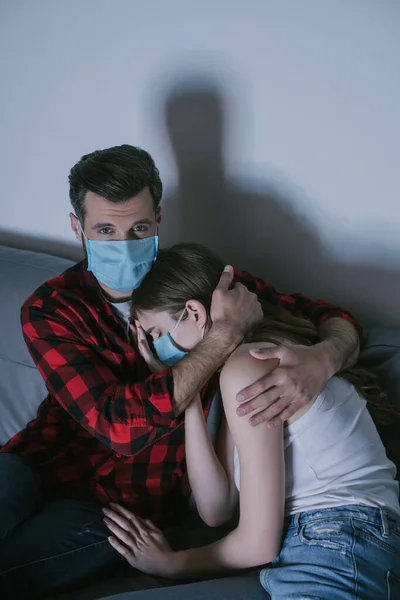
{"left": 81, "top": 227, "right": 158, "bottom": 293}
{"left": 153, "top": 308, "right": 205, "bottom": 367}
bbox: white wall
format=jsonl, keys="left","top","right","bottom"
{"left": 1, "top": 0, "right": 399, "bottom": 326}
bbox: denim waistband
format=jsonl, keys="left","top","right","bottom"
{"left": 285, "top": 504, "right": 400, "bottom": 537}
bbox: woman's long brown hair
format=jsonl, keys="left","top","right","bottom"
{"left": 131, "top": 243, "right": 396, "bottom": 431}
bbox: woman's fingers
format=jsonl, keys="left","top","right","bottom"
{"left": 103, "top": 516, "right": 137, "bottom": 549}
{"left": 133, "top": 324, "right": 165, "bottom": 373}
{"left": 143, "top": 518, "right": 161, "bottom": 534}
{"left": 103, "top": 506, "right": 140, "bottom": 536}
{"left": 136, "top": 322, "right": 151, "bottom": 353}
{"left": 109, "top": 502, "right": 135, "bottom": 520}
{"left": 108, "top": 503, "right": 160, "bottom": 535}
{"left": 108, "top": 536, "right": 136, "bottom": 566}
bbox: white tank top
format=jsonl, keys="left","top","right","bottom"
{"left": 233, "top": 376, "right": 400, "bottom": 517}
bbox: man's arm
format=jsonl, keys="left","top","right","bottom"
{"left": 317, "top": 316, "right": 360, "bottom": 374}
{"left": 172, "top": 322, "right": 240, "bottom": 415}
{"left": 235, "top": 267, "right": 363, "bottom": 344}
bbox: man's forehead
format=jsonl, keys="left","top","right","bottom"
{"left": 84, "top": 190, "right": 154, "bottom": 222}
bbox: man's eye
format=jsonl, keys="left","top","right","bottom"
{"left": 99, "top": 228, "right": 113, "bottom": 235}
{"left": 133, "top": 225, "right": 148, "bottom": 233}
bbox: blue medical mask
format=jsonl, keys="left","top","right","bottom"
{"left": 153, "top": 309, "right": 205, "bottom": 367}
{"left": 81, "top": 227, "right": 158, "bottom": 293}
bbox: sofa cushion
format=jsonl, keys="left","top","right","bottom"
{"left": 359, "top": 327, "right": 400, "bottom": 476}
{"left": 0, "top": 245, "right": 74, "bottom": 445}
{"left": 99, "top": 573, "right": 266, "bottom": 600}
{"left": 359, "top": 327, "right": 400, "bottom": 411}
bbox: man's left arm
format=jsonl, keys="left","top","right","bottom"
{"left": 234, "top": 268, "right": 362, "bottom": 426}
{"left": 317, "top": 315, "right": 360, "bottom": 374}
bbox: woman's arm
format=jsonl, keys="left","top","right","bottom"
{"left": 170, "top": 346, "right": 284, "bottom": 575}
{"left": 185, "top": 396, "right": 238, "bottom": 527}
{"left": 104, "top": 346, "right": 285, "bottom": 577}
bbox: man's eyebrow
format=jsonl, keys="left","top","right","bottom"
{"left": 92, "top": 222, "right": 114, "bottom": 230}
{"left": 92, "top": 219, "right": 153, "bottom": 230}
{"left": 132, "top": 218, "right": 153, "bottom": 226}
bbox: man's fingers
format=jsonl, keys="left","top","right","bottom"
{"left": 236, "top": 370, "right": 281, "bottom": 404}
{"left": 236, "top": 388, "right": 281, "bottom": 416}
{"left": 250, "top": 346, "right": 285, "bottom": 361}
{"left": 267, "top": 402, "right": 303, "bottom": 429}
{"left": 214, "top": 265, "right": 234, "bottom": 291}
{"left": 248, "top": 396, "right": 295, "bottom": 427}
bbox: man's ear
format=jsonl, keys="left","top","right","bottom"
{"left": 156, "top": 206, "right": 162, "bottom": 226}
{"left": 70, "top": 213, "right": 82, "bottom": 242}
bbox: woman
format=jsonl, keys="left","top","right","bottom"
{"left": 103, "top": 243, "right": 400, "bottom": 599}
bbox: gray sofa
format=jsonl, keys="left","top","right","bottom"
{"left": 1, "top": 243, "right": 399, "bottom": 600}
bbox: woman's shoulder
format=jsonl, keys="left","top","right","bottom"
{"left": 221, "top": 341, "right": 278, "bottom": 373}
{"left": 220, "top": 342, "right": 279, "bottom": 391}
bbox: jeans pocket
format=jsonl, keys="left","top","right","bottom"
{"left": 354, "top": 520, "right": 399, "bottom": 558}
{"left": 299, "top": 518, "right": 353, "bottom": 553}
{"left": 387, "top": 570, "right": 400, "bottom": 600}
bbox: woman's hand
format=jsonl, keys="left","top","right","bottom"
{"left": 103, "top": 503, "right": 177, "bottom": 577}
{"left": 131, "top": 321, "right": 165, "bottom": 373}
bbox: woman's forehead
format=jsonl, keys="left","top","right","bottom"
{"left": 137, "top": 309, "right": 174, "bottom": 331}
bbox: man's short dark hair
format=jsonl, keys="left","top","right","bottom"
{"left": 68, "top": 144, "right": 163, "bottom": 224}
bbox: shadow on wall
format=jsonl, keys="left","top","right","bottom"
{"left": 0, "top": 228, "right": 83, "bottom": 262}
{"left": 159, "top": 80, "right": 400, "bottom": 328}
{"left": 1, "top": 79, "right": 398, "bottom": 328}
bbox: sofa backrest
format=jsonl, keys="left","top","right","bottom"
{"left": 0, "top": 244, "right": 74, "bottom": 445}
{"left": 360, "top": 328, "right": 400, "bottom": 410}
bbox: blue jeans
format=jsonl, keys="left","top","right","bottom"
{"left": 260, "top": 505, "right": 400, "bottom": 599}
{"left": 0, "top": 453, "right": 122, "bottom": 599}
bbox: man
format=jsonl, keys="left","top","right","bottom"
{"left": 0, "top": 145, "right": 361, "bottom": 597}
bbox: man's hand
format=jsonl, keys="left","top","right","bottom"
{"left": 210, "top": 266, "right": 263, "bottom": 342}
{"left": 131, "top": 321, "right": 166, "bottom": 373}
{"left": 236, "top": 344, "right": 334, "bottom": 427}
{"left": 103, "top": 504, "right": 176, "bottom": 577}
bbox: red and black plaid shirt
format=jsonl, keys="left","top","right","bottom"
{"left": 1, "top": 261, "right": 362, "bottom": 526}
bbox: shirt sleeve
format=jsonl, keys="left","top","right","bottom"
{"left": 234, "top": 268, "right": 363, "bottom": 344}
{"left": 21, "top": 300, "right": 180, "bottom": 456}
